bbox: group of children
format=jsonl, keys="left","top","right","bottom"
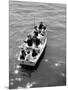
{"left": 25, "top": 22, "right": 46, "bottom": 47}
{"left": 20, "top": 22, "right": 47, "bottom": 60}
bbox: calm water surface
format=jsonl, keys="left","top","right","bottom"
{"left": 9, "top": 1, "right": 66, "bottom": 89}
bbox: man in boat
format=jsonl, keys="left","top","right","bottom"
{"left": 38, "top": 22, "right": 44, "bottom": 30}
{"left": 38, "top": 22, "right": 46, "bottom": 30}
{"left": 24, "top": 32, "right": 40, "bottom": 48}
{"left": 20, "top": 48, "right": 26, "bottom": 60}
{"left": 24, "top": 34, "right": 33, "bottom": 47}
{"left": 33, "top": 30, "right": 38, "bottom": 37}
{"left": 32, "top": 49, "right": 37, "bottom": 57}
{"left": 34, "top": 25, "right": 37, "bottom": 31}
{"left": 33, "top": 30, "right": 41, "bottom": 47}
{"left": 39, "top": 22, "right": 47, "bottom": 36}
{"left": 43, "top": 25, "right": 46, "bottom": 30}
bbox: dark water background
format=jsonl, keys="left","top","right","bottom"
{"left": 9, "top": 0, "right": 66, "bottom": 89}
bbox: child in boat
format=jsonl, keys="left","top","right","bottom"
{"left": 25, "top": 30, "right": 40, "bottom": 48}
{"left": 34, "top": 25, "right": 37, "bottom": 31}
{"left": 38, "top": 22, "right": 46, "bottom": 34}
{"left": 43, "top": 26, "right": 46, "bottom": 30}
{"left": 38, "top": 22, "right": 44, "bottom": 30}
{"left": 40, "top": 26, "right": 46, "bottom": 36}
{"left": 20, "top": 48, "right": 26, "bottom": 60}
{"left": 33, "top": 31, "right": 41, "bottom": 47}
{"left": 24, "top": 34, "right": 33, "bottom": 47}
{"left": 32, "top": 49, "right": 37, "bottom": 57}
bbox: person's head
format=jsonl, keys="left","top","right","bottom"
{"left": 34, "top": 26, "right": 37, "bottom": 30}
{"left": 40, "top": 22, "right": 43, "bottom": 25}
{"left": 27, "top": 34, "right": 31, "bottom": 39}
{"left": 43, "top": 26, "right": 46, "bottom": 30}
{"left": 34, "top": 31, "right": 38, "bottom": 37}
{"left": 21, "top": 48, "right": 25, "bottom": 53}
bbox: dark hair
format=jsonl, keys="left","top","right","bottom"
{"left": 34, "top": 31, "right": 38, "bottom": 36}
{"left": 43, "top": 26, "right": 46, "bottom": 30}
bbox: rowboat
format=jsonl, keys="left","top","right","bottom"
{"left": 17, "top": 22, "right": 47, "bottom": 67}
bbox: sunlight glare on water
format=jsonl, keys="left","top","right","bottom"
{"left": 15, "top": 77, "right": 22, "bottom": 81}
{"left": 44, "top": 59, "right": 48, "bottom": 62}
{"left": 54, "top": 63, "right": 61, "bottom": 67}
{"left": 25, "top": 82, "right": 37, "bottom": 88}
{"left": 16, "top": 65, "right": 21, "bottom": 69}
{"left": 9, "top": 1, "right": 66, "bottom": 89}
{"left": 13, "top": 69, "right": 19, "bottom": 74}
{"left": 10, "top": 82, "right": 14, "bottom": 86}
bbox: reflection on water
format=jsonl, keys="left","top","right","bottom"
{"left": 9, "top": 1, "right": 66, "bottom": 89}
{"left": 9, "top": 64, "right": 36, "bottom": 89}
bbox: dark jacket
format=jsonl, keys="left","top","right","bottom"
{"left": 27, "top": 38, "right": 33, "bottom": 46}
{"left": 39, "top": 24, "right": 44, "bottom": 29}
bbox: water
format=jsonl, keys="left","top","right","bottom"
{"left": 9, "top": 0, "right": 66, "bottom": 89}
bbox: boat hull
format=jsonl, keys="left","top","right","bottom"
{"left": 17, "top": 24, "right": 47, "bottom": 68}
{"left": 19, "top": 37, "right": 47, "bottom": 68}
{"left": 20, "top": 40, "right": 47, "bottom": 70}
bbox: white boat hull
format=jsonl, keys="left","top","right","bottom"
{"left": 18, "top": 29, "right": 47, "bottom": 67}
